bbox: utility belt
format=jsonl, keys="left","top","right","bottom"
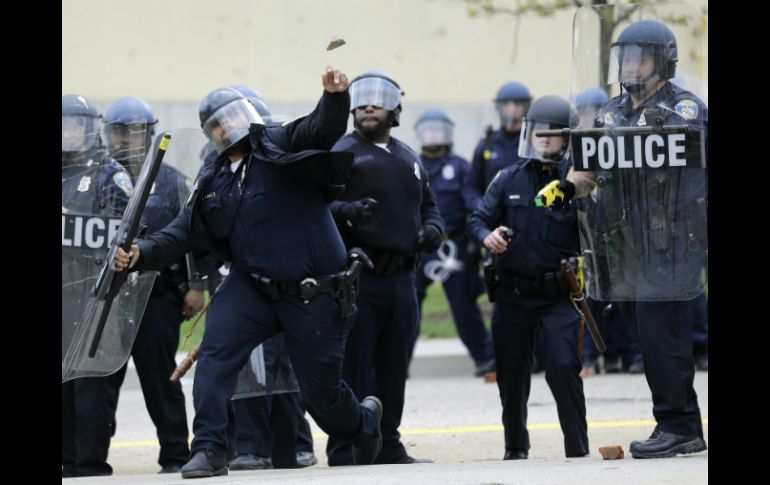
{"left": 359, "top": 247, "right": 417, "bottom": 277}
{"left": 498, "top": 271, "right": 571, "bottom": 299}
{"left": 152, "top": 264, "right": 187, "bottom": 298}
{"left": 249, "top": 260, "right": 363, "bottom": 319}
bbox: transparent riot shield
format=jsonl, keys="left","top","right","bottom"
{"left": 62, "top": 129, "right": 206, "bottom": 381}
{"left": 232, "top": 335, "right": 300, "bottom": 399}
{"left": 568, "top": 2, "right": 707, "bottom": 301}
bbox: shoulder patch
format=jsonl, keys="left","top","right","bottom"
{"left": 112, "top": 171, "right": 134, "bottom": 196}
{"left": 674, "top": 99, "right": 699, "bottom": 120}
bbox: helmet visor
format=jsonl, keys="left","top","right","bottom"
{"left": 62, "top": 115, "right": 99, "bottom": 152}
{"left": 202, "top": 99, "right": 263, "bottom": 154}
{"left": 607, "top": 44, "right": 657, "bottom": 85}
{"left": 416, "top": 119, "right": 453, "bottom": 147}
{"left": 350, "top": 77, "right": 402, "bottom": 111}
{"left": 518, "top": 120, "right": 569, "bottom": 163}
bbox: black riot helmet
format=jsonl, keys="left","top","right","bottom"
{"left": 229, "top": 84, "right": 272, "bottom": 119}
{"left": 349, "top": 71, "right": 404, "bottom": 127}
{"left": 518, "top": 95, "right": 578, "bottom": 163}
{"left": 62, "top": 94, "right": 102, "bottom": 164}
{"left": 608, "top": 19, "right": 678, "bottom": 94}
{"left": 103, "top": 96, "right": 158, "bottom": 177}
{"left": 199, "top": 87, "right": 264, "bottom": 155}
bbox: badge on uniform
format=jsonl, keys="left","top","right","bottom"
{"left": 637, "top": 112, "right": 647, "bottom": 126}
{"left": 442, "top": 164, "right": 455, "bottom": 180}
{"left": 112, "top": 171, "right": 134, "bottom": 196}
{"left": 414, "top": 162, "right": 421, "bottom": 180}
{"left": 77, "top": 176, "right": 91, "bottom": 192}
{"left": 674, "top": 99, "right": 699, "bottom": 120}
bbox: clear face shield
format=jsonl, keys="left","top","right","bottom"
{"left": 518, "top": 120, "right": 568, "bottom": 163}
{"left": 202, "top": 99, "right": 264, "bottom": 154}
{"left": 104, "top": 122, "right": 150, "bottom": 177}
{"left": 416, "top": 119, "right": 453, "bottom": 148}
{"left": 496, "top": 100, "right": 528, "bottom": 127}
{"left": 607, "top": 44, "right": 659, "bottom": 91}
{"left": 349, "top": 77, "right": 402, "bottom": 111}
{"left": 577, "top": 106, "right": 601, "bottom": 129}
{"left": 62, "top": 115, "right": 99, "bottom": 153}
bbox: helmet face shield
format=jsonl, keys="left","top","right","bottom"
{"left": 496, "top": 100, "right": 529, "bottom": 126}
{"left": 202, "top": 99, "right": 263, "bottom": 154}
{"left": 416, "top": 119, "right": 453, "bottom": 147}
{"left": 105, "top": 122, "right": 150, "bottom": 173}
{"left": 62, "top": 115, "right": 99, "bottom": 153}
{"left": 608, "top": 44, "right": 660, "bottom": 86}
{"left": 518, "top": 120, "right": 569, "bottom": 163}
{"left": 349, "top": 76, "right": 402, "bottom": 111}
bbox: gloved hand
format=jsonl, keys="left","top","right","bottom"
{"left": 535, "top": 179, "right": 575, "bottom": 211}
{"left": 338, "top": 197, "right": 379, "bottom": 226}
{"left": 347, "top": 247, "right": 374, "bottom": 270}
{"left": 416, "top": 223, "right": 443, "bottom": 253}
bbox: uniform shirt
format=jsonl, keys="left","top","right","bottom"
{"left": 467, "top": 129, "right": 524, "bottom": 209}
{"left": 468, "top": 157, "right": 579, "bottom": 280}
{"left": 330, "top": 131, "right": 444, "bottom": 254}
{"left": 419, "top": 153, "right": 476, "bottom": 237}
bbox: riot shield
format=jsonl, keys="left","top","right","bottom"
{"left": 62, "top": 129, "right": 206, "bottom": 382}
{"left": 232, "top": 335, "right": 300, "bottom": 399}
{"left": 568, "top": 2, "right": 707, "bottom": 301}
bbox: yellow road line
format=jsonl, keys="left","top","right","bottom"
{"left": 110, "top": 419, "right": 707, "bottom": 448}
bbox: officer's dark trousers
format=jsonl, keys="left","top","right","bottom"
{"left": 414, "top": 234, "right": 493, "bottom": 366}
{"left": 327, "top": 270, "right": 418, "bottom": 465}
{"left": 61, "top": 374, "right": 122, "bottom": 477}
{"left": 582, "top": 298, "right": 641, "bottom": 366}
{"left": 190, "top": 269, "right": 378, "bottom": 459}
{"left": 619, "top": 299, "right": 704, "bottom": 438}
{"left": 491, "top": 289, "right": 589, "bottom": 457}
{"left": 232, "top": 392, "right": 309, "bottom": 467}
{"left": 690, "top": 292, "right": 708, "bottom": 352}
{"left": 115, "top": 290, "right": 190, "bottom": 468}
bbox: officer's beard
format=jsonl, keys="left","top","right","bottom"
{"left": 355, "top": 116, "right": 391, "bottom": 142}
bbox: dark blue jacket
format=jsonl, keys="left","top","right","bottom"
{"left": 467, "top": 128, "right": 524, "bottom": 210}
{"left": 62, "top": 155, "right": 132, "bottom": 217}
{"left": 329, "top": 131, "right": 444, "bottom": 254}
{"left": 135, "top": 91, "right": 354, "bottom": 281}
{"left": 420, "top": 153, "right": 476, "bottom": 237}
{"left": 468, "top": 157, "right": 579, "bottom": 280}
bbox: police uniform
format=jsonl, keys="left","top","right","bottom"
{"left": 413, "top": 151, "right": 493, "bottom": 370}
{"left": 133, "top": 90, "right": 381, "bottom": 471}
{"left": 468, "top": 157, "right": 589, "bottom": 458}
{"left": 325, "top": 131, "right": 444, "bottom": 465}
{"left": 599, "top": 81, "right": 707, "bottom": 441}
{"left": 62, "top": 151, "right": 133, "bottom": 477}
{"left": 467, "top": 129, "right": 524, "bottom": 209}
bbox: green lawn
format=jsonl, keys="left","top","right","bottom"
{"left": 177, "top": 284, "right": 486, "bottom": 351}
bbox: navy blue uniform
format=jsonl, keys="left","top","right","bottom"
{"left": 134, "top": 91, "right": 380, "bottom": 461}
{"left": 413, "top": 153, "right": 493, "bottom": 368}
{"left": 600, "top": 82, "right": 707, "bottom": 439}
{"left": 112, "top": 162, "right": 196, "bottom": 470}
{"left": 468, "top": 158, "right": 589, "bottom": 458}
{"left": 326, "top": 132, "right": 444, "bottom": 465}
{"left": 62, "top": 154, "right": 132, "bottom": 477}
{"left": 467, "top": 129, "right": 524, "bottom": 209}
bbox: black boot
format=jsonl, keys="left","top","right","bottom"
{"left": 180, "top": 450, "right": 228, "bottom": 479}
{"left": 630, "top": 430, "right": 707, "bottom": 459}
{"left": 352, "top": 396, "right": 383, "bottom": 465}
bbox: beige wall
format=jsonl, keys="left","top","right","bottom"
{"left": 63, "top": 0, "right": 707, "bottom": 158}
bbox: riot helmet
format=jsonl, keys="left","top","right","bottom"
{"left": 349, "top": 71, "right": 404, "bottom": 127}
{"left": 414, "top": 108, "right": 454, "bottom": 154}
{"left": 103, "top": 96, "right": 157, "bottom": 177}
{"left": 229, "top": 84, "right": 272, "bottom": 119}
{"left": 574, "top": 87, "right": 609, "bottom": 128}
{"left": 518, "top": 95, "right": 578, "bottom": 163}
{"left": 493, "top": 81, "right": 532, "bottom": 129}
{"left": 199, "top": 87, "right": 264, "bottom": 155}
{"left": 608, "top": 19, "right": 678, "bottom": 94}
{"left": 62, "top": 94, "right": 102, "bottom": 163}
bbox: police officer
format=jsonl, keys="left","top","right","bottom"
{"left": 544, "top": 19, "right": 708, "bottom": 458}
{"left": 468, "top": 95, "right": 589, "bottom": 460}
{"left": 325, "top": 71, "right": 443, "bottom": 465}
{"left": 223, "top": 84, "right": 319, "bottom": 470}
{"left": 115, "top": 68, "right": 384, "bottom": 478}
{"left": 62, "top": 94, "right": 133, "bottom": 477}
{"left": 102, "top": 96, "right": 206, "bottom": 474}
{"left": 467, "top": 81, "right": 532, "bottom": 208}
{"left": 410, "top": 108, "right": 494, "bottom": 377}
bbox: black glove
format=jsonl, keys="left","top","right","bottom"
{"left": 338, "top": 197, "right": 379, "bottom": 226}
{"left": 416, "top": 224, "right": 443, "bottom": 253}
{"left": 347, "top": 247, "right": 374, "bottom": 270}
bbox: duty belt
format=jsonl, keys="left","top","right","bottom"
{"left": 359, "top": 247, "right": 417, "bottom": 277}
{"left": 498, "top": 271, "right": 571, "bottom": 299}
{"left": 249, "top": 273, "right": 337, "bottom": 304}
